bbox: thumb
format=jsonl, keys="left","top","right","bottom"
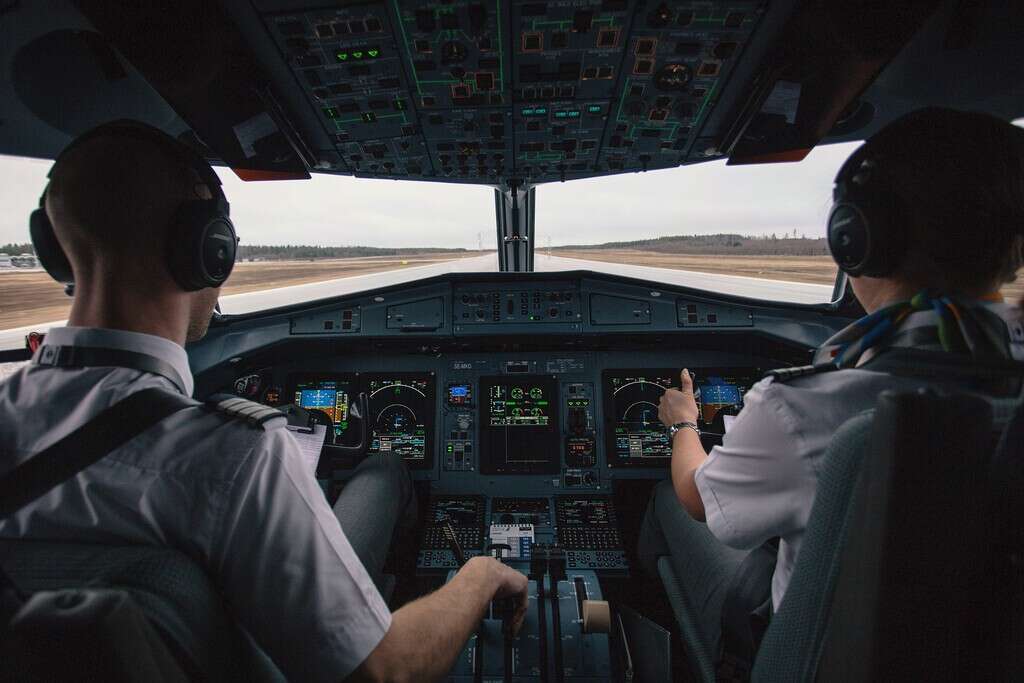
{"left": 680, "top": 369, "right": 692, "bottom": 388}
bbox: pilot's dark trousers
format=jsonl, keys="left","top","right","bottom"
{"left": 332, "top": 454, "right": 417, "bottom": 595}
{"left": 637, "top": 480, "right": 760, "bottom": 664}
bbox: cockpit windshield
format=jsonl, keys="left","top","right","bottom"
{"left": 3, "top": 133, "right": 1022, "bottom": 350}
{"left": 535, "top": 141, "right": 860, "bottom": 304}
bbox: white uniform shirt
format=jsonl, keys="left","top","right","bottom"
{"left": 0, "top": 327, "right": 390, "bottom": 682}
{"left": 695, "top": 303, "right": 1024, "bottom": 609}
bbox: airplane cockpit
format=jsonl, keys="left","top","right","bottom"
{"left": 2, "top": 1, "right": 1023, "bottom": 681}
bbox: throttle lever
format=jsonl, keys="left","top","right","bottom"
{"left": 440, "top": 516, "right": 467, "bottom": 567}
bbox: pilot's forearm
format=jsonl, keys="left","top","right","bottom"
{"left": 348, "top": 556, "right": 496, "bottom": 683}
{"left": 670, "top": 429, "right": 708, "bottom": 521}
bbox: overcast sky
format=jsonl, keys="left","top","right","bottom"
{"left": 0, "top": 142, "right": 860, "bottom": 250}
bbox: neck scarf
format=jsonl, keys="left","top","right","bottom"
{"left": 814, "top": 291, "right": 1013, "bottom": 369}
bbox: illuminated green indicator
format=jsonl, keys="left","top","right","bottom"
{"left": 447, "top": 444, "right": 454, "bottom": 452}
{"left": 554, "top": 110, "right": 580, "bottom": 119}
{"left": 587, "top": 105, "right": 602, "bottom": 114}
{"left": 521, "top": 107, "right": 548, "bottom": 117}
{"left": 336, "top": 47, "right": 382, "bottom": 63}
{"left": 323, "top": 107, "right": 340, "bottom": 119}
{"left": 567, "top": 110, "right": 580, "bottom": 118}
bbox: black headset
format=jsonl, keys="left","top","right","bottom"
{"left": 29, "top": 120, "right": 238, "bottom": 292}
{"left": 827, "top": 142, "right": 909, "bottom": 278}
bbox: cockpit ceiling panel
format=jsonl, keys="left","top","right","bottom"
{"left": 262, "top": 0, "right": 766, "bottom": 185}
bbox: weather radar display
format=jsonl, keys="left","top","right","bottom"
{"left": 366, "top": 375, "right": 434, "bottom": 463}
{"left": 604, "top": 370, "right": 680, "bottom": 466}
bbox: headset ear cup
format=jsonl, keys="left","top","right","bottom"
{"left": 166, "top": 202, "right": 237, "bottom": 291}
{"left": 30, "top": 207, "right": 75, "bottom": 284}
{"left": 828, "top": 201, "right": 873, "bottom": 276}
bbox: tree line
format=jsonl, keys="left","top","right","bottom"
{"left": 2, "top": 242, "right": 468, "bottom": 260}
{"left": 237, "top": 244, "right": 468, "bottom": 260}
{"left": 552, "top": 233, "right": 829, "bottom": 256}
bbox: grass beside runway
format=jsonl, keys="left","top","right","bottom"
{"left": 0, "top": 253, "right": 481, "bottom": 330}
{"left": 2, "top": 250, "right": 1021, "bottom": 332}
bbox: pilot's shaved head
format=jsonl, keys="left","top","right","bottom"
{"left": 46, "top": 130, "right": 222, "bottom": 342}
{"left": 45, "top": 132, "right": 205, "bottom": 284}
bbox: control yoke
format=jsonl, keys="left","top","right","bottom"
{"left": 333, "top": 391, "right": 369, "bottom": 456}
{"left": 283, "top": 391, "right": 370, "bottom": 459}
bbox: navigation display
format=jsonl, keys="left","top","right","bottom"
{"left": 479, "top": 375, "right": 560, "bottom": 474}
{"left": 289, "top": 375, "right": 357, "bottom": 444}
{"left": 365, "top": 374, "right": 435, "bottom": 467}
{"left": 603, "top": 368, "right": 757, "bottom": 467}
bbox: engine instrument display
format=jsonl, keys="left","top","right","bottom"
{"left": 487, "top": 382, "right": 553, "bottom": 427}
{"left": 603, "top": 368, "right": 757, "bottom": 467}
{"left": 479, "top": 375, "right": 559, "bottom": 474}
{"left": 289, "top": 375, "right": 357, "bottom": 444}
{"left": 366, "top": 374, "right": 435, "bottom": 467}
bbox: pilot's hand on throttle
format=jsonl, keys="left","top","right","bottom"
{"left": 468, "top": 556, "right": 529, "bottom": 635}
{"left": 659, "top": 369, "right": 699, "bottom": 426}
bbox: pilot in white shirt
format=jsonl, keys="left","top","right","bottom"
{"left": 638, "top": 107, "right": 1024, "bottom": 666}
{"left": 0, "top": 121, "right": 527, "bottom": 683}
{"left": 0, "top": 326, "right": 396, "bottom": 680}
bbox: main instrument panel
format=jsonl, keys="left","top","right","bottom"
{"left": 243, "top": 346, "right": 763, "bottom": 487}
{"left": 209, "top": 273, "right": 842, "bottom": 579}
{"left": 258, "top": 0, "right": 768, "bottom": 184}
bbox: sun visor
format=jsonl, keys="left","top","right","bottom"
{"left": 76, "top": 0, "right": 312, "bottom": 181}
{"left": 12, "top": 30, "right": 178, "bottom": 137}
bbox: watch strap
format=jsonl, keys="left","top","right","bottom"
{"left": 669, "top": 421, "right": 700, "bottom": 437}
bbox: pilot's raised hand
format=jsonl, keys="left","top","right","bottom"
{"left": 659, "top": 369, "right": 699, "bottom": 426}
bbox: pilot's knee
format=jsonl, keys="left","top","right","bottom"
{"left": 637, "top": 481, "right": 675, "bottom": 569}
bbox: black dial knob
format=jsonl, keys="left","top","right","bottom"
{"left": 441, "top": 41, "right": 468, "bottom": 65}
{"left": 655, "top": 64, "right": 692, "bottom": 91}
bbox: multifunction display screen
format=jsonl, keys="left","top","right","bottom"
{"left": 446, "top": 383, "right": 473, "bottom": 407}
{"left": 487, "top": 383, "right": 553, "bottom": 427}
{"left": 290, "top": 375, "right": 357, "bottom": 444}
{"left": 556, "top": 497, "right": 615, "bottom": 527}
{"left": 366, "top": 375, "right": 434, "bottom": 465}
{"left": 479, "top": 375, "right": 559, "bottom": 474}
{"left": 603, "top": 368, "right": 757, "bottom": 467}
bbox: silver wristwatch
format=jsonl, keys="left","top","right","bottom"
{"left": 668, "top": 421, "right": 700, "bottom": 438}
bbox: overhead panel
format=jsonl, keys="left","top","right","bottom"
{"left": 600, "top": 1, "right": 764, "bottom": 171}
{"left": 259, "top": 0, "right": 767, "bottom": 185}
{"left": 395, "top": 1, "right": 513, "bottom": 182}
{"left": 510, "top": 0, "right": 633, "bottom": 182}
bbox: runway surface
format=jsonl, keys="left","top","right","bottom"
{"left": 0, "top": 254, "right": 832, "bottom": 350}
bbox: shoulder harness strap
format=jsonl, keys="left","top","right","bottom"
{"left": 205, "top": 393, "right": 286, "bottom": 430}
